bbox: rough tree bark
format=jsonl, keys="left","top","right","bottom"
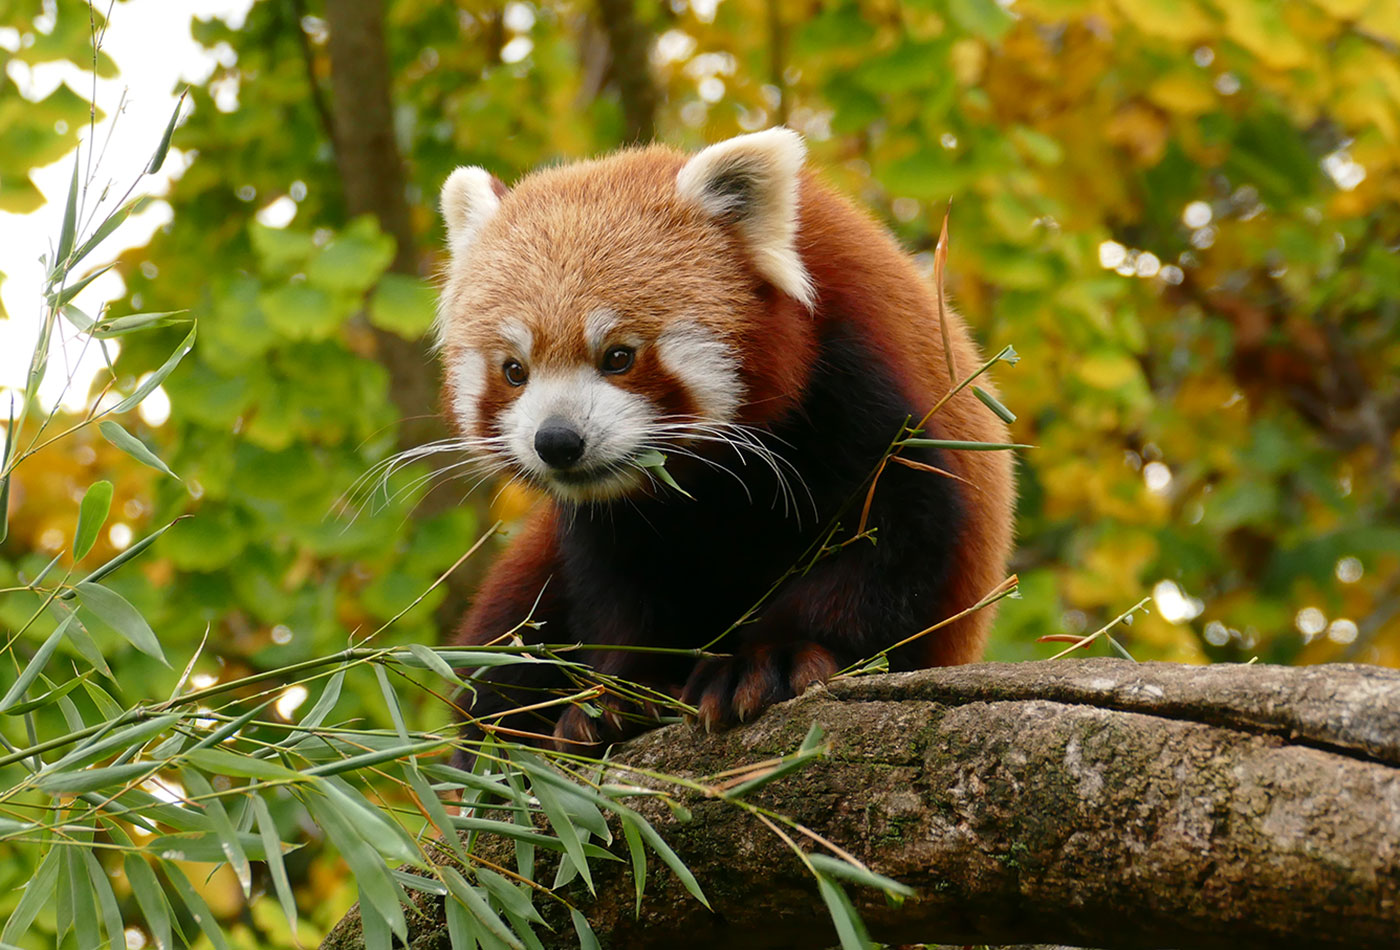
{"left": 320, "top": 658, "right": 1400, "bottom": 950}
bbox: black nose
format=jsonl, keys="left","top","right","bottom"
{"left": 534, "top": 417, "right": 585, "bottom": 469}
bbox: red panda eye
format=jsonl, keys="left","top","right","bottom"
{"left": 601, "top": 345, "right": 635, "bottom": 375}
{"left": 503, "top": 360, "right": 528, "bottom": 386}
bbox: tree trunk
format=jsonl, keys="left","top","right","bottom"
{"left": 595, "top": 0, "right": 658, "bottom": 143}
{"left": 323, "top": 0, "right": 443, "bottom": 452}
{"left": 322, "top": 0, "right": 479, "bottom": 627}
{"left": 319, "top": 658, "right": 1400, "bottom": 949}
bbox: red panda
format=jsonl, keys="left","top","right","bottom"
{"left": 435, "top": 129, "right": 1015, "bottom": 751}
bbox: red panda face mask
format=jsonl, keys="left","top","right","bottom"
{"left": 434, "top": 130, "right": 815, "bottom": 506}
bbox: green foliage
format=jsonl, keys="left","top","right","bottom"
{"left": 4, "top": 0, "right": 1400, "bottom": 945}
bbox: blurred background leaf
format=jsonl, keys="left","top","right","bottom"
{"left": 3, "top": 0, "right": 1400, "bottom": 944}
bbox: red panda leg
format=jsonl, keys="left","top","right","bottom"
{"left": 552, "top": 692, "right": 670, "bottom": 751}
{"left": 682, "top": 642, "right": 840, "bottom": 730}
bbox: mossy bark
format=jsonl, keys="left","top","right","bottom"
{"left": 320, "top": 659, "right": 1400, "bottom": 950}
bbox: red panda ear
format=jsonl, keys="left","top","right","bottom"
{"left": 440, "top": 166, "right": 507, "bottom": 258}
{"left": 677, "top": 127, "right": 815, "bottom": 309}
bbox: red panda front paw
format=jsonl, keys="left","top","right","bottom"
{"left": 682, "top": 642, "right": 840, "bottom": 731}
{"left": 551, "top": 694, "right": 665, "bottom": 753}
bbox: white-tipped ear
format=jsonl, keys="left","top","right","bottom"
{"left": 677, "top": 127, "right": 814, "bottom": 308}
{"left": 440, "top": 166, "right": 503, "bottom": 256}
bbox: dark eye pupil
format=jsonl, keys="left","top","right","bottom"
{"left": 504, "top": 361, "right": 527, "bottom": 386}
{"left": 603, "top": 346, "right": 634, "bottom": 373}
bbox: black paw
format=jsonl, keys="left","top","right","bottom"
{"left": 681, "top": 642, "right": 840, "bottom": 731}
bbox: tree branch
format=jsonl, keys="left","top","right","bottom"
{"left": 320, "top": 659, "right": 1400, "bottom": 949}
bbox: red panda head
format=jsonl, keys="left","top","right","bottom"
{"left": 435, "top": 129, "right": 817, "bottom": 503}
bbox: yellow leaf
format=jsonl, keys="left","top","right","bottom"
{"left": 1112, "top": 0, "right": 1214, "bottom": 42}
{"left": 1358, "top": 0, "right": 1400, "bottom": 42}
{"left": 1220, "top": 0, "right": 1309, "bottom": 70}
{"left": 950, "top": 37, "right": 987, "bottom": 86}
{"left": 1309, "top": 0, "right": 1371, "bottom": 17}
{"left": 1077, "top": 353, "right": 1143, "bottom": 390}
{"left": 1147, "top": 70, "right": 1217, "bottom": 115}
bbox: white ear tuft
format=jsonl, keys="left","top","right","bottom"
{"left": 676, "top": 128, "right": 814, "bottom": 309}
{"left": 440, "top": 166, "right": 503, "bottom": 257}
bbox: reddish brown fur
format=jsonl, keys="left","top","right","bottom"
{"left": 793, "top": 173, "right": 1015, "bottom": 663}
{"left": 442, "top": 140, "right": 1015, "bottom": 739}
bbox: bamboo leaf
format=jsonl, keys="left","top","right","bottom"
{"left": 814, "top": 873, "right": 873, "bottom": 950}
{"left": 635, "top": 449, "right": 694, "bottom": 499}
{"left": 392, "top": 869, "right": 447, "bottom": 896}
{"left": 617, "top": 805, "right": 710, "bottom": 909}
{"left": 304, "top": 737, "right": 446, "bottom": 777}
{"left": 422, "top": 762, "right": 531, "bottom": 805}
{"left": 62, "top": 303, "right": 95, "bottom": 331}
{"left": 185, "top": 747, "right": 302, "bottom": 781}
{"left": 47, "top": 263, "right": 113, "bottom": 309}
{"left": 0, "top": 613, "right": 76, "bottom": 713}
{"left": 124, "top": 853, "right": 174, "bottom": 950}
{"left": 474, "top": 866, "right": 543, "bottom": 925}
{"left": 62, "top": 845, "right": 102, "bottom": 950}
{"left": 37, "top": 760, "right": 152, "bottom": 794}
{"left": 142, "top": 830, "right": 276, "bottom": 863}
{"left": 75, "top": 580, "right": 167, "bottom": 664}
{"left": 55, "top": 153, "right": 79, "bottom": 269}
{"left": 502, "top": 909, "right": 548, "bottom": 950}
{"left": 61, "top": 516, "right": 185, "bottom": 596}
{"left": 163, "top": 862, "right": 230, "bottom": 950}
{"left": 73, "top": 480, "right": 113, "bottom": 560}
{"left": 271, "top": 666, "right": 344, "bottom": 752}
{"left": 253, "top": 795, "right": 299, "bottom": 932}
{"left": 306, "top": 793, "right": 407, "bottom": 941}
{"left": 405, "top": 760, "right": 471, "bottom": 866}
{"left": 98, "top": 419, "right": 179, "bottom": 478}
{"left": 399, "top": 649, "right": 551, "bottom": 670}
{"left": 30, "top": 551, "right": 63, "bottom": 585}
{"left": 112, "top": 786, "right": 211, "bottom": 832}
{"left": 405, "top": 642, "right": 472, "bottom": 687}
{"left": 1, "top": 845, "right": 60, "bottom": 944}
{"left": 972, "top": 384, "right": 1017, "bottom": 423}
{"left": 92, "top": 309, "right": 191, "bottom": 337}
{"left": 620, "top": 813, "right": 647, "bottom": 916}
{"left": 82, "top": 848, "right": 125, "bottom": 948}
{"left": 68, "top": 199, "right": 136, "bottom": 272}
{"left": 448, "top": 817, "right": 620, "bottom": 861}
{"left": 0, "top": 670, "right": 88, "bottom": 716}
{"left": 808, "top": 854, "right": 915, "bottom": 898}
{"left": 112, "top": 324, "right": 196, "bottom": 414}
{"left": 0, "top": 398, "right": 12, "bottom": 545}
{"left": 50, "top": 712, "right": 180, "bottom": 771}
{"left": 513, "top": 752, "right": 611, "bottom": 842}
{"left": 444, "top": 891, "right": 481, "bottom": 950}
{"left": 374, "top": 663, "right": 411, "bottom": 743}
{"left": 441, "top": 867, "right": 525, "bottom": 950}
{"left": 180, "top": 767, "right": 252, "bottom": 896}
{"left": 524, "top": 770, "right": 594, "bottom": 894}
{"left": 64, "top": 618, "right": 111, "bottom": 676}
{"left": 147, "top": 89, "right": 187, "bottom": 174}
{"left": 320, "top": 775, "right": 423, "bottom": 866}
{"left": 570, "top": 909, "right": 602, "bottom": 950}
